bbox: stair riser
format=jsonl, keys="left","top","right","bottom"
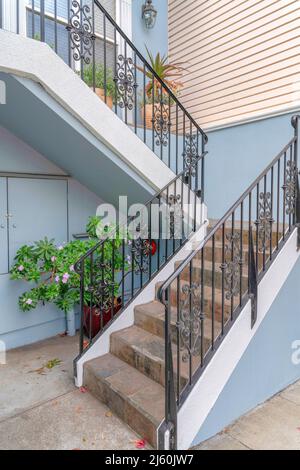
{"left": 84, "top": 365, "right": 158, "bottom": 448}
{"left": 174, "top": 265, "right": 248, "bottom": 290}
{"left": 134, "top": 308, "right": 217, "bottom": 346}
{"left": 110, "top": 334, "right": 189, "bottom": 388}
{"left": 213, "top": 228, "right": 282, "bottom": 245}
{"left": 156, "top": 279, "right": 247, "bottom": 319}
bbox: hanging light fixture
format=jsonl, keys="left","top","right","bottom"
{"left": 142, "top": 0, "right": 157, "bottom": 29}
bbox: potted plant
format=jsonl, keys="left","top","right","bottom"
{"left": 10, "top": 217, "right": 129, "bottom": 338}
{"left": 139, "top": 47, "right": 185, "bottom": 128}
{"left": 83, "top": 64, "right": 116, "bottom": 109}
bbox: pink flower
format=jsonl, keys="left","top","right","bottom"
{"left": 62, "top": 273, "right": 70, "bottom": 284}
{"left": 18, "top": 265, "right": 24, "bottom": 272}
{"left": 51, "top": 256, "right": 57, "bottom": 263}
{"left": 55, "top": 275, "right": 60, "bottom": 283}
{"left": 26, "top": 299, "right": 33, "bottom": 305}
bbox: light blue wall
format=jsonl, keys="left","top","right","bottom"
{"left": 132, "top": 0, "right": 168, "bottom": 58}
{"left": 205, "top": 112, "right": 300, "bottom": 219}
{"left": 192, "top": 255, "right": 300, "bottom": 446}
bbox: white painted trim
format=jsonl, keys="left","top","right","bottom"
{"left": 0, "top": 29, "right": 175, "bottom": 193}
{"left": 177, "top": 228, "right": 300, "bottom": 450}
{"left": 75, "top": 217, "right": 208, "bottom": 387}
{"left": 203, "top": 103, "right": 300, "bottom": 133}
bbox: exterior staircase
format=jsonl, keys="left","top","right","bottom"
{"left": 83, "top": 227, "right": 254, "bottom": 448}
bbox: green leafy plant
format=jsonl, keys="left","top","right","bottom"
{"left": 139, "top": 46, "right": 186, "bottom": 104}
{"left": 83, "top": 64, "right": 116, "bottom": 101}
{"left": 10, "top": 217, "right": 129, "bottom": 315}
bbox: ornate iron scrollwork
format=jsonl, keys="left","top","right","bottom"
{"left": 177, "top": 283, "right": 204, "bottom": 362}
{"left": 130, "top": 237, "right": 151, "bottom": 274}
{"left": 283, "top": 161, "right": 298, "bottom": 215}
{"left": 183, "top": 133, "right": 199, "bottom": 175}
{"left": 114, "top": 55, "right": 137, "bottom": 110}
{"left": 168, "top": 194, "right": 183, "bottom": 239}
{"left": 221, "top": 232, "right": 243, "bottom": 300}
{"left": 254, "top": 192, "right": 274, "bottom": 253}
{"left": 87, "top": 278, "right": 115, "bottom": 311}
{"left": 66, "top": 0, "right": 95, "bottom": 64}
{"left": 153, "top": 103, "right": 170, "bottom": 147}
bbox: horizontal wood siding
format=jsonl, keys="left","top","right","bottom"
{"left": 168, "top": 0, "right": 300, "bottom": 128}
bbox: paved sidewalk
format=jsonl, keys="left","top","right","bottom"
{"left": 0, "top": 335, "right": 146, "bottom": 450}
{"left": 194, "top": 379, "right": 300, "bottom": 450}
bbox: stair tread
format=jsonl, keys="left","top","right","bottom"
{"left": 135, "top": 300, "right": 222, "bottom": 328}
{"left": 175, "top": 258, "right": 249, "bottom": 276}
{"left": 85, "top": 353, "right": 164, "bottom": 425}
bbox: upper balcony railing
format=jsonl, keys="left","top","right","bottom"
{"left": 0, "top": 0, "right": 208, "bottom": 197}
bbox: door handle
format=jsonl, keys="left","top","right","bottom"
{"left": 0, "top": 224, "right": 5, "bottom": 229}
{"left": 12, "top": 224, "right": 17, "bottom": 229}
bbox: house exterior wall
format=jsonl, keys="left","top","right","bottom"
{"left": 132, "top": 0, "right": 168, "bottom": 57}
{"left": 205, "top": 111, "right": 299, "bottom": 219}
{"left": 192, "top": 253, "right": 300, "bottom": 446}
{"left": 169, "top": 0, "right": 300, "bottom": 129}
{"left": 0, "top": 126, "right": 103, "bottom": 350}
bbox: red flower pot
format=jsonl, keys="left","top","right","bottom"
{"left": 83, "top": 298, "right": 122, "bottom": 339}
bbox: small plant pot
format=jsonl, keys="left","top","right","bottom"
{"left": 83, "top": 298, "right": 122, "bottom": 339}
{"left": 66, "top": 308, "right": 76, "bottom": 337}
{"left": 141, "top": 104, "right": 154, "bottom": 129}
{"left": 92, "top": 87, "right": 113, "bottom": 109}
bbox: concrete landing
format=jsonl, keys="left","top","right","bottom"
{"left": 0, "top": 335, "right": 147, "bottom": 450}
{"left": 194, "top": 380, "right": 300, "bottom": 450}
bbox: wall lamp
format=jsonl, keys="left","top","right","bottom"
{"left": 142, "top": 0, "right": 157, "bottom": 29}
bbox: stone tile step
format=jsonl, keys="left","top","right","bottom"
{"left": 84, "top": 353, "right": 164, "bottom": 448}
{"left": 155, "top": 281, "right": 236, "bottom": 323}
{"left": 211, "top": 226, "right": 283, "bottom": 246}
{"left": 110, "top": 324, "right": 212, "bottom": 388}
{"left": 174, "top": 258, "right": 249, "bottom": 290}
{"left": 134, "top": 301, "right": 223, "bottom": 349}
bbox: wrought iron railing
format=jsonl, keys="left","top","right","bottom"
{"left": 0, "top": 0, "right": 207, "bottom": 184}
{"left": 74, "top": 154, "right": 206, "bottom": 359}
{"left": 158, "top": 115, "right": 300, "bottom": 449}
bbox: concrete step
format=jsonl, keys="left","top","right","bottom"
{"left": 84, "top": 353, "right": 164, "bottom": 448}
{"left": 211, "top": 226, "right": 283, "bottom": 246}
{"left": 155, "top": 281, "right": 234, "bottom": 324}
{"left": 174, "top": 258, "right": 249, "bottom": 290}
{"left": 111, "top": 324, "right": 215, "bottom": 388}
{"left": 134, "top": 300, "right": 222, "bottom": 350}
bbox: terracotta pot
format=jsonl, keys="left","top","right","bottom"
{"left": 141, "top": 104, "right": 154, "bottom": 129}
{"left": 83, "top": 298, "right": 122, "bottom": 339}
{"left": 92, "top": 87, "right": 113, "bottom": 109}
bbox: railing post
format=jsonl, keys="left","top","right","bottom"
{"left": 40, "top": 0, "right": 45, "bottom": 42}
{"left": 292, "top": 115, "right": 300, "bottom": 249}
{"left": 158, "top": 287, "right": 177, "bottom": 450}
{"left": 249, "top": 226, "right": 258, "bottom": 328}
{"left": 0, "top": 0, "right": 3, "bottom": 29}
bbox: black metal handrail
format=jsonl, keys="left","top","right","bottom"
{"left": 0, "top": 0, "right": 207, "bottom": 187}
{"left": 74, "top": 153, "right": 206, "bottom": 360}
{"left": 158, "top": 115, "right": 300, "bottom": 449}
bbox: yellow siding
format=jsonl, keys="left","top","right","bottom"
{"left": 168, "top": 0, "right": 300, "bottom": 128}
